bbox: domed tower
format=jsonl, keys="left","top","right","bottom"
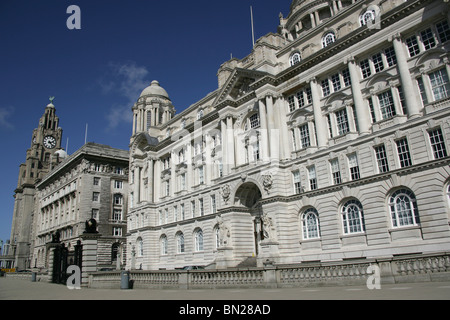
{"left": 131, "top": 80, "right": 175, "bottom": 139}
{"left": 279, "top": 0, "right": 353, "bottom": 41}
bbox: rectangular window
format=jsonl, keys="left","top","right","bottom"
{"left": 348, "top": 153, "right": 360, "bottom": 180}
{"left": 335, "top": 108, "right": 349, "bottom": 135}
{"left": 360, "top": 59, "right": 372, "bottom": 79}
{"left": 174, "top": 206, "right": 178, "bottom": 222}
{"left": 296, "top": 90, "right": 305, "bottom": 108}
{"left": 114, "top": 194, "right": 123, "bottom": 205}
{"left": 378, "top": 91, "right": 396, "bottom": 119}
{"left": 191, "top": 200, "right": 196, "bottom": 217}
{"left": 293, "top": 170, "right": 302, "bottom": 194}
{"left": 305, "top": 87, "right": 312, "bottom": 104}
{"left": 249, "top": 113, "right": 260, "bottom": 128}
{"left": 375, "top": 145, "right": 390, "bottom": 173}
{"left": 436, "top": 20, "right": 450, "bottom": 43}
{"left": 165, "top": 208, "right": 169, "bottom": 224}
{"left": 291, "top": 129, "right": 297, "bottom": 150}
{"left": 211, "top": 195, "right": 217, "bottom": 214}
{"left": 92, "top": 192, "right": 100, "bottom": 202}
{"left": 321, "top": 79, "right": 330, "bottom": 97}
{"left": 166, "top": 180, "right": 171, "bottom": 196}
{"left": 308, "top": 166, "right": 317, "bottom": 190}
{"left": 396, "top": 138, "right": 412, "bottom": 168}
{"left": 288, "top": 95, "right": 296, "bottom": 112}
{"left": 429, "top": 68, "right": 450, "bottom": 101}
{"left": 342, "top": 68, "right": 351, "bottom": 87}
{"left": 93, "top": 177, "right": 100, "bottom": 186}
{"left": 113, "top": 209, "right": 122, "bottom": 221}
{"left": 299, "top": 124, "right": 311, "bottom": 148}
{"left": 92, "top": 209, "right": 99, "bottom": 220}
{"left": 384, "top": 46, "right": 397, "bottom": 67}
{"left": 113, "top": 227, "right": 122, "bottom": 237}
{"left": 428, "top": 128, "right": 448, "bottom": 159}
{"left": 331, "top": 73, "right": 341, "bottom": 92}
{"left": 199, "top": 166, "right": 204, "bottom": 184}
{"left": 181, "top": 204, "right": 185, "bottom": 220}
{"left": 397, "top": 86, "right": 407, "bottom": 115}
{"left": 420, "top": 28, "right": 436, "bottom": 50}
{"left": 159, "top": 210, "right": 163, "bottom": 225}
{"left": 180, "top": 173, "right": 186, "bottom": 190}
{"left": 330, "top": 159, "right": 342, "bottom": 185}
{"left": 372, "top": 52, "right": 384, "bottom": 73}
{"left": 114, "top": 180, "right": 123, "bottom": 189}
{"left": 368, "top": 98, "right": 376, "bottom": 123}
{"left": 199, "top": 198, "right": 204, "bottom": 216}
{"left": 406, "top": 35, "right": 420, "bottom": 57}
{"left": 253, "top": 141, "right": 260, "bottom": 161}
{"left": 417, "top": 77, "right": 429, "bottom": 106}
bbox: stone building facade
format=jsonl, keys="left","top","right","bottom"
{"left": 127, "top": 0, "right": 450, "bottom": 270}
{"left": 31, "top": 143, "right": 129, "bottom": 270}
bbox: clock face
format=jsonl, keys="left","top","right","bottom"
{"left": 43, "top": 135, "right": 56, "bottom": 149}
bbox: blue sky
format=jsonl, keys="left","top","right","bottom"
{"left": 0, "top": 0, "right": 292, "bottom": 243}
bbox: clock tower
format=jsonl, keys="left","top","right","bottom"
{"left": 9, "top": 98, "right": 65, "bottom": 269}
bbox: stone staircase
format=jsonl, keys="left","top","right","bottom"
{"left": 235, "top": 256, "right": 257, "bottom": 268}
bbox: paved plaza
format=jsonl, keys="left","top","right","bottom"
{"left": 1, "top": 277, "right": 450, "bottom": 300}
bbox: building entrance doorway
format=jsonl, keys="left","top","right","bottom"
{"left": 234, "top": 182, "right": 263, "bottom": 255}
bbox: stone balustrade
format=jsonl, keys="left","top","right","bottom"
{"left": 86, "top": 253, "right": 450, "bottom": 290}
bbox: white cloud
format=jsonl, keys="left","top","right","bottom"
{"left": 100, "top": 61, "right": 149, "bottom": 130}
{"left": 0, "top": 106, "right": 14, "bottom": 130}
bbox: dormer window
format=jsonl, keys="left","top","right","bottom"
{"left": 359, "top": 9, "right": 376, "bottom": 26}
{"left": 321, "top": 32, "right": 336, "bottom": 48}
{"left": 289, "top": 52, "right": 301, "bottom": 66}
{"left": 197, "top": 109, "right": 204, "bottom": 120}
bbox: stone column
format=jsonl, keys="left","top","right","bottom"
{"left": 347, "top": 57, "right": 371, "bottom": 134}
{"left": 258, "top": 98, "right": 270, "bottom": 162}
{"left": 309, "top": 78, "right": 328, "bottom": 149}
{"left": 391, "top": 34, "right": 421, "bottom": 117}
{"left": 80, "top": 232, "right": 101, "bottom": 288}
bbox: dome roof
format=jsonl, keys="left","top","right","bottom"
{"left": 140, "top": 80, "right": 170, "bottom": 99}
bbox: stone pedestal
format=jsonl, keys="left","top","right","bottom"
{"left": 215, "top": 246, "right": 235, "bottom": 269}
{"left": 257, "top": 241, "right": 280, "bottom": 268}
{"left": 80, "top": 233, "right": 101, "bottom": 287}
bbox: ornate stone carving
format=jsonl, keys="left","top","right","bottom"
{"left": 220, "top": 184, "right": 231, "bottom": 204}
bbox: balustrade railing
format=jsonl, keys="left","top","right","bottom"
{"left": 88, "top": 253, "right": 450, "bottom": 289}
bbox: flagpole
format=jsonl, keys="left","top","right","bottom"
{"left": 85, "top": 123, "right": 88, "bottom": 145}
{"left": 250, "top": 6, "right": 255, "bottom": 47}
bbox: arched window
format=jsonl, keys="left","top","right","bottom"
{"left": 289, "top": 52, "right": 301, "bottom": 66}
{"left": 359, "top": 9, "right": 376, "bottom": 26}
{"left": 111, "top": 243, "right": 120, "bottom": 262}
{"left": 389, "top": 189, "right": 420, "bottom": 228}
{"left": 137, "top": 237, "right": 144, "bottom": 257}
{"left": 194, "top": 229, "right": 203, "bottom": 251}
{"left": 176, "top": 232, "right": 185, "bottom": 253}
{"left": 301, "top": 208, "right": 321, "bottom": 239}
{"left": 342, "top": 199, "right": 365, "bottom": 234}
{"left": 160, "top": 234, "right": 168, "bottom": 255}
{"left": 322, "top": 32, "right": 336, "bottom": 48}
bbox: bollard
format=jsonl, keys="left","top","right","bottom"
{"left": 120, "top": 271, "right": 130, "bottom": 289}
{"left": 31, "top": 272, "right": 37, "bottom": 282}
